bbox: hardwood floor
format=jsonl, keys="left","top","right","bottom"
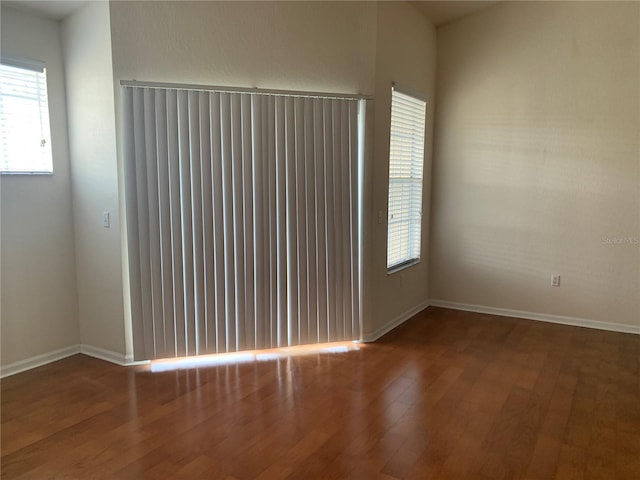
{"left": 2, "top": 307, "right": 639, "bottom": 479}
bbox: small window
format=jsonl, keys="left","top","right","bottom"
{"left": 386, "top": 85, "right": 426, "bottom": 272}
{"left": 0, "top": 57, "right": 53, "bottom": 174}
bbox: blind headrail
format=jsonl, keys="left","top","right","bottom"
{"left": 120, "top": 80, "right": 372, "bottom": 101}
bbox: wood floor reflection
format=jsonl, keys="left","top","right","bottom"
{"left": 2, "top": 307, "right": 639, "bottom": 479}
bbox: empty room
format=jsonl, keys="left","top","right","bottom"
{"left": 1, "top": 1, "right": 638, "bottom": 478}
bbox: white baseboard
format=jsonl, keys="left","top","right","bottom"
{"left": 363, "top": 299, "right": 431, "bottom": 342}
{"left": 0, "top": 345, "right": 80, "bottom": 378}
{"left": 0, "top": 344, "right": 147, "bottom": 378}
{"left": 429, "top": 299, "right": 640, "bottom": 335}
{"left": 79, "top": 344, "right": 136, "bottom": 366}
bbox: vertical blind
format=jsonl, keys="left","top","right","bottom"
{"left": 122, "top": 85, "right": 363, "bottom": 361}
{"left": 387, "top": 87, "right": 426, "bottom": 270}
{"left": 0, "top": 58, "right": 53, "bottom": 173}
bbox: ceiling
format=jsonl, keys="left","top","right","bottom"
{"left": 3, "top": 0, "right": 499, "bottom": 26}
{"left": 411, "top": 1, "right": 500, "bottom": 27}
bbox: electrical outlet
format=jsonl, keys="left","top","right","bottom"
{"left": 551, "top": 274, "right": 560, "bottom": 287}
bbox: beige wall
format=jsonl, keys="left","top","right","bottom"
{"left": 431, "top": 1, "right": 640, "bottom": 327}
{"left": 368, "top": 2, "right": 436, "bottom": 335}
{"left": 0, "top": 7, "right": 79, "bottom": 365}
{"left": 62, "top": 1, "right": 126, "bottom": 356}
{"left": 109, "top": 1, "right": 377, "bottom": 95}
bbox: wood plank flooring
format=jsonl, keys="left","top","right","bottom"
{"left": 2, "top": 307, "right": 639, "bottom": 479}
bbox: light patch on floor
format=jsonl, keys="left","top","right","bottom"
{"left": 149, "top": 341, "right": 362, "bottom": 372}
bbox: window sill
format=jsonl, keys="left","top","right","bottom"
{"left": 387, "top": 259, "right": 420, "bottom": 275}
{"left": 0, "top": 171, "right": 54, "bottom": 176}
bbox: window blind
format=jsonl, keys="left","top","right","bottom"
{"left": 0, "top": 59, "right": 52, "bottom": 173}
{"left": 122, "top": 85, "right": 363, "bottom": 361}
{"left": 387, "top": 87, "right": 426, "bottom": 270}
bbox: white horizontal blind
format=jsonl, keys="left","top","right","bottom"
{"left": 0, "top": 60, "right": 52, "bottom": 173}
{"left": 387, "top": 87, "right": 426, "bottom": 270}
{"left": 122, "top": 86, "right": 362, "bottom": 361}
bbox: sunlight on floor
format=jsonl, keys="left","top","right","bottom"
{"left": 149, "top": 341, "right": 362, "bottom": 372}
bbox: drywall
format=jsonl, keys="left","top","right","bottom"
{"left": 432, "top": 1, "right": 639, "bottom": 327}
{"left": 62, "top": 1, "right": 126, "bottom": 356}
{"left": 368, "top": 2, "right": 436, "bottom": 334}
{"left": 0, "top": 7, "right": 79, "bottom": 366}
{"left": 109, "top": 1, "right": 377, "bottom": 95}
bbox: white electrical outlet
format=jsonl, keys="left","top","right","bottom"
{"left": 551, "top": 274, "right": 560, "bottom": 287}
{"left": 103, "top": 211, "right": 110, "bottom": 228}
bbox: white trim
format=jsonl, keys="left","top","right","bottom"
{"left": 79, "top": 344, "right": 130, "bottom": 366}
{"left": 363, "top": 299, "right": 431, "bottom": 342}
{"left": 0, "top": 344, "right": 150, "bottom": 378}
{"left": 80, "top": 344, "right": 149, "bottom": 366}
{"left": 0, "top": 345, "right": 80, "bottom": 378}
{"left": 429, "top": 300, "right": 640, "bottom": 335}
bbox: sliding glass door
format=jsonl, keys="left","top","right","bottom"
{"left": 122, "top": 85, "right": 363, "bottom": 361}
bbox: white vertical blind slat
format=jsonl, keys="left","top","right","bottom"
{"left": 167, "top": 90, "right": 184, "bottom": 357}
{"left": 188, "top": 91, "right": 205, "bottom": 356}
{"left": 263, "top": 96, "right": 272, "bottom": 350}
{"left": 178, "top": 90, "right": 195, "bottom": 356}
{"left": 220, "top": 93, "right": 235, "bottom": 352}
{"left": 324, "top": 99, "right": 336, "bottom": 341}
{"left": 251, "top": 95, "right": 265, "bottom": 351}
{"left": 275, "top": 96, "right": 287, "bottom": 347}
{"left": 284, "top": 96, "right": 298, "bottom": 346}
{"left": 230, "top": 94, "right": 246, "bottom": 351}
{"left": 123, "top": 88, "right": 144, "bottom": 356}
{"left": 294, "top": 97, "right": 308, "bottom": 346}
{"left": 241, "top": 94, "right": 255, "bottom": 351}
{"left": 305, "top": 98, "right": 318, "bottom": 343}
{"left": 349, "top": 102, "right": 360, "bottom": 335}
{"left": 266, "top": 97, "right": 277, "bottom": 348}
{"left": 334, "top": 100, "right": 344, "bottom": 340}
{"left": 155, "top": 89, "right": 173, "bottom": 357}
{"left": 334, "top": 102, "right": 353, "bottom": 338}
{"left": 314, "top": 99, "right": 328, "bottom": 344}
{"left": 124, "top": 85, "right": 362, "bottom": 361}
{"left": 198, "top": 91, "right": 213, "bottom": 353}
{"left": 132, "top": 89, "right": 155, "bottom": 358}
{"left": 210, "top": 92, "right": 226, "bottom": 353}
{"left": 143, "top": 88, "right": 162, "bottom": 357}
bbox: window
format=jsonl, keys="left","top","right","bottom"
{"left": 386, "top": 85, "right": 426, "bottom": 271}
{"left": 0, "top": 57, "right": 53, "bottom": 174}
